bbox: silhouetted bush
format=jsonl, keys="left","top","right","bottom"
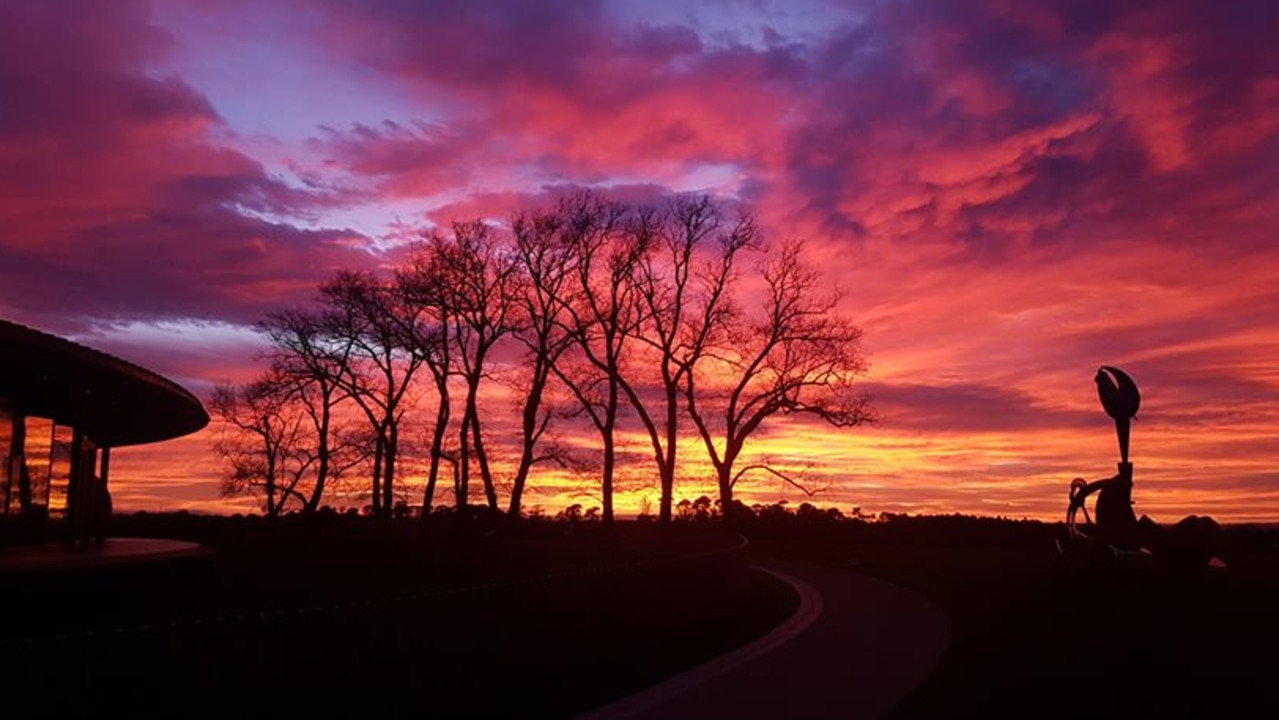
{"left": 93, "top": 507, "right": 1279, "bottom": 556}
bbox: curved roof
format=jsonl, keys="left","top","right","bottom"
{"left": 0, "top": 319, "right": 210, "bottom": 447}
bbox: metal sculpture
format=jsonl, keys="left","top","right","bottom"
{"left": 1094, "top": 365, "right": 1140, "bottom": 464}
{"left": 1061, "top": 365, "right": 1226, "bottom": 574}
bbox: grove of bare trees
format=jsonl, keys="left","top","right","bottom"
{"left": 211, "top": 191, "right": 875, "bottom": 524}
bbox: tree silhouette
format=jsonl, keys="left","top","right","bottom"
{"left": 319, "top": 271, "right": 430, "bottom": 517}
{"left": 209, "top": 193, "right": 875, "bottom": 521}
{"left": 210, "top": 372, "right": 311, "bottom": 518}
{"left": 426, "top": 221, "right": 521, "bottom": 510}
{"left": 505, "top": 203, "right": 582, "bottom": 518}
{"left": 257, "top": 307, "right": 360, "bottom": 513}
{"left": 551, "top": 193, "right": 646, "bottom": 523}
{"left": 684, "top": 239, "right": 875, "bottom": 517}
{"left": 622, "top": 194, "right": 755, "bottom": 524}
{"left": 397, "top": 242, "right": 456, "bottom": 514}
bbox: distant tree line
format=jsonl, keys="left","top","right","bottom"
{"left": 101, "top": 506, "right": 1082, "bottom": 554}
{"left": 211, "top": 191, "right": 874, "bottom": 524}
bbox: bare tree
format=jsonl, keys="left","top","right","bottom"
{"left": 210, "top": 373, "right": 311, "bottom": 518}
{"left": 551, "top": 192, "right": 647, "bottom": 523}
{"left": 430, "top": 221, "right": 520, "bottom": 510}
{"left": 319, "top": 270, "right": 429, "bottom": 517}
{"left": 258, "top": 308, "right": 358, "bottom": 513}
{"left": 209, "top": 192, "right": 877, "bottom": 524}
{"left": 683, "top": 239, "right": 875, "bottom": 519}
{"left": 621, "top": 195, "right": 756, "bottom": 524}
{"left": 504, "top": 205, "right": 580, "bottom": 518}
{"left": 396, "top": 248, "right": 455, "bottom": 515}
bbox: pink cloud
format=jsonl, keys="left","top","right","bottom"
{"left": 5, "top": 0, "right": 1277, "bottom": 522}
{"left": 0, "top": 1, "right": 376, "bottom": 334}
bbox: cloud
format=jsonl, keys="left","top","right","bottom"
{"left": 7, "top": 0, "right": 1277, "bottom": 521}
{"left": 299, "top": 0, "right": 801, "bottom": 195}
{"left": 864, "top": 380, "right": 1091, "bottom": 434}
{"left": 295, "top": 0, "right": 1278, "bottom": 267}
{"left": 0, "top": 0, "right": 376, "bottom": 333}
{"left": 769, "top": 0, "right": 1279, "bottom": 251}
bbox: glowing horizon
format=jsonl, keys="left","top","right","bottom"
{"left": 2, "top": 1, "right": 1276, "bottom": 523}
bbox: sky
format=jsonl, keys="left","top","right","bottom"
{"left": 1, "top": 0, "right": 1276, "bottom": 522}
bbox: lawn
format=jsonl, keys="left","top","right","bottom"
{"left": 745, "top": 517, "right": 1279, "bottom": 720}
{"left": 1, "top": 514, "right": 797, "bottom": 718}
{"left": 4, "top": 512, "right": 1276, "bottom": 719}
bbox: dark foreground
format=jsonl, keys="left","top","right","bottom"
{"left": 748, "top": 517, "right": 1279, "bottom": 720}
{"left": 4, "top": 513, "right": 1278, "bottom": 719}
{"left": 2, "top": 515, "right": 794, "bottom": 719}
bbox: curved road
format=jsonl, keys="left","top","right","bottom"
{"left": 576, "top": 559, "right": 951, "bottom": 720}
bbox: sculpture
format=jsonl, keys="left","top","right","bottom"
{"left": 1062, "top": 365, "right": 1225, "bottom": 574}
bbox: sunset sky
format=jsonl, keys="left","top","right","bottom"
{"left": 2, "top": 0, "right": 1276, "bottom": 522}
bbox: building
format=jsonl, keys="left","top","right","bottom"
{"left": 0, "top": 318, "right": 209, "bottom": 545}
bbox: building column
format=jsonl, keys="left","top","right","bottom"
{"left": 100, "top": 446, "right": 110, "bottom": 489}
{"left": 67, "top": 427, "right": 85, "bottom": 545}
{"left": 13, "top": 411, "right": 30, "bottom": 514}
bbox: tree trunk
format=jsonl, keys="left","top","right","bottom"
{"left": 717, "top": 440, "right": 742, "bottom": 524}
{"left": 717, "top": 470, "right": 736, "bottom": 525}
{"left": 659, "top": 385, "right": 678, "bottom": 525}
{"left": 507, "top": 363, "right": 549, "bottom": 519}
{"left": 601, "top": 377, "right": 619, "bottom": 524}
{"left": 457, "top": 410, "right": 470, "bottom": 509}
{"left": 423, "top": 383, "right": 449, "bottom": 516}
{"left": 265, "top": 451, "right": 279, "bottom": 519}
{"left": 370, "top": 433, "right": 384, "bottom": 516}
{"left": 601, "top": 420, "right": 615, "bottom": 525}
{"left": 306, "top": 397, "right": 332, "bottom": 513}
{"left": 472, "top": 409, "right": 498, "bottom": 510}
{"left": 381, "top": 421, "right": 398, "bottom": 516}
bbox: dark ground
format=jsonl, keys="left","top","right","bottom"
{"left": 2, "top": 514, "right": 795, "bottom": 719}
{"left": 4, "top": 512, "right": 1278, "bottom": 719}
{"left": 747, "top": 517, "right": 1279, "bottom": 720}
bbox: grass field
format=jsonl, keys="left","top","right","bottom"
{"left": 746, "top": 518, "right": 1279, "bottom": 720}
{"left": 4, "top": 512, "right": 1276, "bottom": 718}
{"left": 2, "top": 515, "right": 796, "bottom": 718}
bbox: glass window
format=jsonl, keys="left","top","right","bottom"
{"left": 48, "top": 424, "right": 74, "bottom": 520}
{"left": 24, "top": 416, "right": 53, "bottom": 517}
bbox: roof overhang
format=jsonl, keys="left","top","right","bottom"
{"left": 0, "top": 320, "right": 209, "bottom": 447}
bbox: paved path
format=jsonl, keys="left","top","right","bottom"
{"left": 575, "top": 559, "right": 951, "bottom": 720}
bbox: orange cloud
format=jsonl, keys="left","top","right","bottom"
{"left": 6, "top": 0, "right": 1277, "bottom": 523}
